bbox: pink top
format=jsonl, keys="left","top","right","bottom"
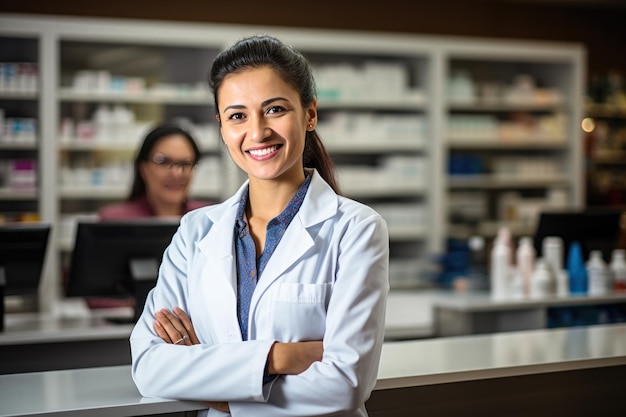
{"left": 98, "top": 196, "right": 211, "bottom": 220}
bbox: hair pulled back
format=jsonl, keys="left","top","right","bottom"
{"left": 209, "top": 35, "right": 339, "bottom": 194}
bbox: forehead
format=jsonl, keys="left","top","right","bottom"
{"left": 218, "top": 66, "right": 298, "bottom": 104}
{"left": 150, "top": 134, "right": 194, "bottom": 156}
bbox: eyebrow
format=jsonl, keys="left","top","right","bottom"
{"left": 223, "top": 96, "right": 290, "bottom": 112}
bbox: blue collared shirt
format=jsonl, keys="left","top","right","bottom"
{"left": 234, "top": 174, "right": 312, "bottom": 341}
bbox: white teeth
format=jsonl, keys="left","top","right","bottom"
{"left": 248, "top": 145, "right": 278, "bottom": 157}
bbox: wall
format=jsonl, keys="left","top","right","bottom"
{"left": 1, "top": 0, "right": 625, "bottom": 77}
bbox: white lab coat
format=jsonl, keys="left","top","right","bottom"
{"left": 130, "top": 169, "right": 389, "bottom": 417}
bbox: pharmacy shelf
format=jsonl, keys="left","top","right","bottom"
{"left": 447, "top": 140, "right": 567, "bottom": 150}
{"left": 0, "top": 14, "right": 585, "bottom": 310}
{"left": 318, "top": 98, "right": 427, "bottom": 111}
{"left": 447, "top": 102, "right": 567, "bottom": 112}
{"left": 442, "top": 48, "right": 584, "bottom": 241}
{"left": 448, "top": 175, "right": 570, "bottom": 189}
{"left": 59, "top": 89, "right": 212, "bottom": 105}
{"left": 325, "top": 141, "right": 426, "bottom": 153}
{"left": 0, "top": 142, "right": 37, "bottom": 150}
{"left": 0, "top": 92, "right": 38, "bottom": 100}
{"left": 0, "top": 188, "right": 37, "bottom": 199}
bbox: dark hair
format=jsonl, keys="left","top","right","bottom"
{"left": 208, "top": 35, "right": 340, "bottom": 194}
{"left": 128, "top": 124, "right": 201, "bottom": 201}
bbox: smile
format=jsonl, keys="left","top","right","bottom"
{"left": 247, "top": 145, "right": 280, "bottom": 157}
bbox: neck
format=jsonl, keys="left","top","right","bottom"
{"left": 247, "top": 176, "right": 304, "bottom": 222}
{"left": 146, "top": 195, "right": 183, "bottom": 218}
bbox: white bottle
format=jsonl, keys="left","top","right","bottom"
{"left": 490, "top": 227, "right": 512, "bottom": 299}
{"left": 530, "top": 258, "right": 555, "bottom": 297}
{"left": 543, "top": 236, "right": 563, "bottom": 274}
{"left": 586, "top": 250, "right": 612, "bottom": 296}
{"left": 610, "top": 249, "right": 626, "bottom": 291}
{"left": 516, "top": 236, "right": 536, "bottom": 297}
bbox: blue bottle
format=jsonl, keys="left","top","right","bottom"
{"left": 567, "top": 241, "right": 588, "bottom": 295}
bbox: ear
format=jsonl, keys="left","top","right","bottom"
{"left": 306, "top": 100, "right": 317, "bottom": 130}
{"left": 139, "top": 161, "right": 149, "bottom": 180}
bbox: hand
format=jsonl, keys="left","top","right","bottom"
{"left": 204, "top": 401, "right": 230, "bottom": 413}
{"left": 154, "top": 307, "right": 200, "bottom": 346}
{"left": 268, "top": 341, "right": 324, "bottom": 375}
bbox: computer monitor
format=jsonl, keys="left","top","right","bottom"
{"left": 0, "top": 223, "right": 51, "bottom": 331}
{"left": 533, "top": 208, "right": 623, "bottom": 264}
{"left": 65, "top": 220, "right": 179, "bottom": 323}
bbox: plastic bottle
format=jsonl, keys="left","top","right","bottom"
{"left": 610, "top": 249, "right": 626, "bottom": 291}
{"left": 567, "top": 241, "right": 587, "bottom": 295}
{"left": 543, "top": 236, "right": 563, "bottom": 275}
{"left": 468, "top": 235, "right": 488, "bottom": 290}
{"left": 490, "top": 227, "right": 512, "bottom": 299}
{"left": 586, "top": 250, "right": 612, "bottom": 296}
{"left": 530, "top": 258, "right": 555, "bottom": 298}
{"left": 516, "top": 236, "right": 536, "bottom": 297}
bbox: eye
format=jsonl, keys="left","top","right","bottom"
{"left": 266, "top": 105, "right": 285, "bottom": 115}
{"left": 227, "top": 112, "right": 245, "bottom": 121}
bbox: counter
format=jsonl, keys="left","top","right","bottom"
{"left": 3, "top": 291, "right": 626, "bottom": 374}
{"left": 1, "top": 323, "right": 625, "bottom": 416}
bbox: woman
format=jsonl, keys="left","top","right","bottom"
{"left": 130, "top": 35, "right": 389, "bottom": 417}
{"left": 98, "top": 124, "right": 209, "bottom": 220}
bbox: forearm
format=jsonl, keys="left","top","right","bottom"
{"left": 267, "top": 341, "right": 323, "bottom": 375}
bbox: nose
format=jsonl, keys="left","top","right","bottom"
{"left": 249, "top": 116, "right": 271, "bottom": 142}
{"left": 170, "top": 164, "right": 186, "bottom": 175}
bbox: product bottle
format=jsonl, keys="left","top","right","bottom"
{"left": 516, "top": 236, "right": 536, "bottom": 297}
{"left": 567, "top": 241, "right": 588, "bottom": 295}
{"left": 610, "top": 249, "right": 626, "bottom": 291}
{"left": 586, "top": 250, "right": 612, "bottom": 296}
{"left": 490, "top": 227, "right": 512, "bottom": 299}
{"left": 530, "top": 258, "right": 555, "bottom": 298}
{"left": 543, "top": 236, "right": 563, "bottom": 275}
{"left": 468, "top": 235, "right": 488, "bottom": 290}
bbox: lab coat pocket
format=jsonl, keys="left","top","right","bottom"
{"left": 271, "top": 282, "right": 330, "bottom": 341}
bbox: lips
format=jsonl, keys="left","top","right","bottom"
{"left": 164, "top": 183, "right": 186, "bottom": 190}
{"left": 247, "top": 144, "right": 282, "bottom": 158}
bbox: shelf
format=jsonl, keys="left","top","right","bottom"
{"left": 0, "top": 142, "right": 37, "bottom": 150}
{"left": 388, "top": 226, "right": 428, "bottom": 241}
{"left": 447, "top": 140, "right": 566, "bottom": 150}
{"left": 447, "top": 101, "right": 566, "bottom": 112}
{"left": 318, "top": 97, "right": 426, "bottom": 111}
{"left": 326, "top": 140, "right": 426, "bottom": 153}
{"left": 58, "top": 141, "right": 140, "bottom": 151}
{"left": 0, "top": 188, "right": 37, "bottom": 199}
{"left": 585, "top": 103, "right": 626, "bottom": 119}
{"left": 59, "top": 186, "right": 128, "bottom": 199}
{"left": 448, "top": 175, "right": 569, "bottom": 189}
{"left": 58, "top": 139, "right": 220, "bottom": 153}
{"left": 58, "top": 89, "right": 213, "bottom": 105}
{"left": 0, "top": 91, "right": 38, "bottom": 100}
{"left": 590, "top": 150, "right": 626, "bottom": 165}
{"left": 342, "top": 183, "right": 426, "bottom": 198}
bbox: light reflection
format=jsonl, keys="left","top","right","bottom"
{"left": 581, "top": 117, "right": 595, "bottom": 133}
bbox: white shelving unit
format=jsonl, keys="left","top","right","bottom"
{"left": 442, "top": 43, "right": 585, "bottom": 242}
{"left": 0, "top": 14, "right": 585, "bottom": 310}
{"left": 0, "top": 36, "right": 40, "bottom": 221}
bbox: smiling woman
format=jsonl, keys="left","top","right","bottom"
{"left": 129, "top": 35, "right": 390, "bottom": 417}
{"left": 98, "top": 124, "right": 212, "bottom": 220}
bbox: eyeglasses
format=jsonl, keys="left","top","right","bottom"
{"left": 149, "top": 154, "right": 197, "bottom": 173}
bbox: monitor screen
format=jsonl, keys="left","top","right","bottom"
{"left": 0, "top": 223, "right": 50, "bottom": 296}
{"left": 65, "top": 220, "right": 179, "bottom": 322}
{"left": 533, "top": 208, "right": 623, "bottom": 264}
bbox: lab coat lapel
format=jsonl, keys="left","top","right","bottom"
{"left": 250, "top": 171, "right": 338, "bottom": 305}
{"left": 193, "top": 188, "right": 245, "bottom": 341}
